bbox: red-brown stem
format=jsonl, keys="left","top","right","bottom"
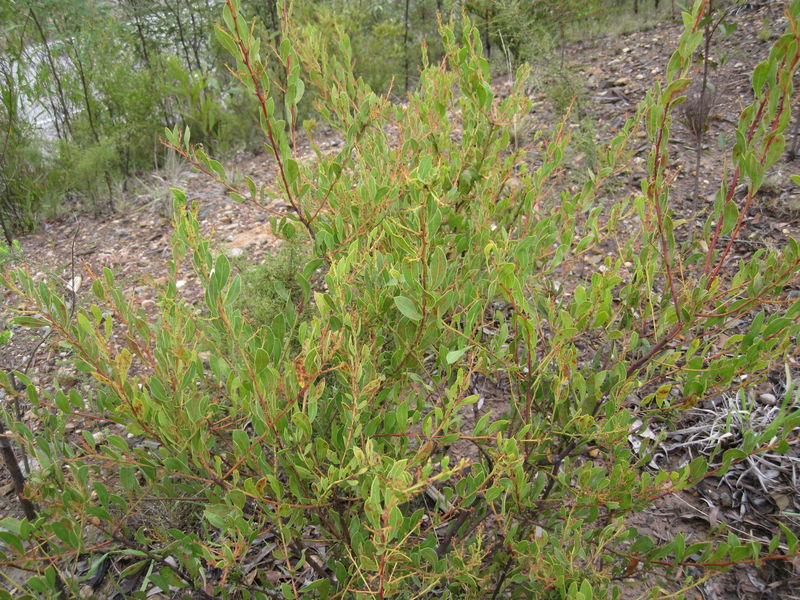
{"left": 649, "top": 107, "right": 683, "bottom": 322}
{"left": 383, "top": 200, "right": 429, "bottom": 384}
{"left": 308, "top": 120, "right": 372, "bottom": 225}
{"left": 224, "top": 0, "right": 314, "bottom": 239}
{"left": 377, "top": 548, "right": 386, "bottom": 600}
{"left": 646, "top": 4, "right": 708, "bottom": 324}
{"left": 626, "top": 322, "right": 683, "bottom": 378}
{"left": 709, "top": 53, "right": 800, "bottom": 281}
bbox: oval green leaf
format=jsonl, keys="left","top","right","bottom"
{"left": 394, "top": 295, "right": 422, "bottom": 321}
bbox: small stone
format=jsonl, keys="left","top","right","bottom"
{"left": 759, "top": 393, "right": 777, "bottom": 405}
{"left": 175, "top": 279, "right": 187, "bottom": 289}
{"left": 227, "top": 247, "right": 245, "bottom": 259}
{"left": 55, "top": 368, "right": 80, "bottom": 390}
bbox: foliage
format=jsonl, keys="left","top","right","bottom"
{"left": 0, "top": 23, "right": 48, "bottom": 235}
{"left": 309, "top": 0, "right": 454, "bottom": 94}
{"left": 0, "top": 239, "right": 21, "bottom": 265}
{"left": 0, "top": 0, "right": 676, "bottom": 230}
{"left": 234, "top": 241, "right": 313, "bottom": 329}
{"left": 2, "top": 1, "right": 800, "bottom": 599}
{"left": 0, "top": 0, "right": 266, "bottom": 225}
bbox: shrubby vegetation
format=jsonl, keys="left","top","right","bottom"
{"left": 0, "top": 0, "right": 266, "bottom": 233}
{"left": 2, "top": 0, "right": 800, "bottom": 598}
{"left": 0, "top": 0, "right": 671, "bottom": 236}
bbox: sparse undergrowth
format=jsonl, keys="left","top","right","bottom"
{"left": 2, "top": 2, "right": 800, "bottom": 600}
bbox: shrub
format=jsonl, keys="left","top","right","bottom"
{"left": 234, "top": 241, "right": 313, "bottom": 329}
{"left": 2, "top": 1, "right": 800, "bottom": 599}
{"left": 0, "top": 0, "right": 268, "bottom": 221}
{"left": 0, "top": 54, "right": 48, "bottom": 235}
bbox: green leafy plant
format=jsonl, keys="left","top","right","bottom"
{"left": 2, "top": 1, "right": 800, "bottom": 599}
{"left": 0, "top": 0, "right": 269, "bottom": 219}
{"left": 0, "top": 47, "right": 48, "bottom": 237}
{"left": 234, "top": 241, "right": 313, "bottom": 329}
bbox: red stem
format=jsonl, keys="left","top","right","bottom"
{"left": 708, "top": 53, "right": 799, "bottom": 281}
{"left": 224, "top": 0, "right": 314, "bottom": 239}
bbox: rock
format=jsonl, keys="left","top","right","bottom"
{"left": 227, "top": 224, "right": 274, "bottom": 251}
{"left": 55, "top": 368, "right": 80, "bottom": 390}
{"left": 175, "top": 279, "right": 187, "bottom": 289}
{"left": 759, "top": 393, "right": 777, "bottom": 405}
{"left": 601, "top": 76, "right": 632, "bottom": 89}
{"left": 227, "top": 247, "right": 245, "bottom": 259}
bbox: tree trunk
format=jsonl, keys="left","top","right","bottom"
{"left": 128, "top": 1, "right": 153, "bottom": 67}
{"left": 187, "top": 5, "right": 204, "bottom": 71}
{"left": 484, "top": 4, "right": 491, "bottom": 59}
{"left": 166, "top": 0, "right": 195, "bottom": 72}
{"left": 0, "top": 417, "right": 37, "bottom": 521}
{"left": 69, "top": 43, "right": 100, "bottom": 143}
{"left": 0, "top": 205, "right": 13, "bottom": 246}
{"left": 404, "top": 0, "right": 411, "bottom": 93}
{"left": 28, "top": 7, "right": 73, "bottom": 139}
